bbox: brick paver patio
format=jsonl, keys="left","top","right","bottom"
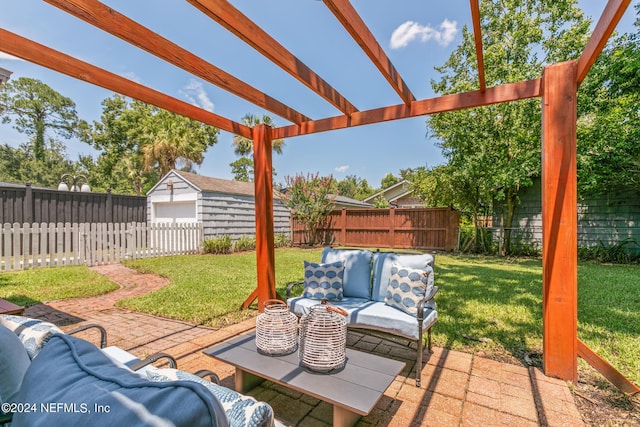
{"left": 23, "top": 264, "right": 584, "bottom": 426}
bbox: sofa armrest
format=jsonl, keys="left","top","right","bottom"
{"left": 129, "top": 352, "right": 178, "bottom": 370}
{"left": 67, "top": 324, "right": 108, "bottom": 348}
{"left": 417, "top": 286, "right": 439, "bottom": 320}
{"left": 193, "top": 369, "right": 221, "bottom": 385}
{"left": 285, "top": 281, "right": 304, "bottom": 298}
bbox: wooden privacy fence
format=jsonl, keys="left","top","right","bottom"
{"left": 292, "top": 207, "right": 460, "bottom": 251}
{"left": 1, "top": 222, "right": 203, "bottom": 272}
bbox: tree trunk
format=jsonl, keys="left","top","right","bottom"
{"left": 501, "top": 188, "right": 517, "bottom": 256}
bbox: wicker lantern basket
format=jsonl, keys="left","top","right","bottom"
{"left": 255, "top": 299, "right": 299, "bottom": 356}
{"left": 299, "top": 302, "right": 348, "bottom": 373}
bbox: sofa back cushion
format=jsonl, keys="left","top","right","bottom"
{"left": 321, "top": 248, "right": 373, "bottom": 299}
{"left": 0, "top": 324, "right": 31, "bottom": 405}
{"left": 371, "top": 252, "right": 434, "bottom": 302}
{"left": 12, "top": 334, "right": 229, "bottom": 427}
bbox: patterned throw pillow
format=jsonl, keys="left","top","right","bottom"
{"left": 0, "top": 314, "right": 63, "bottom": 359}
{"left": 303, "top": 260, "right": 344, "bottom": 300}
{"left": 147, "top": 368, "right": 274, "bottom": 427}
{"left": 384, "top": 263, "right": 433, "bottom": 316}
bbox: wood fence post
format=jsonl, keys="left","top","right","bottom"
{"left": 340, "top": 209, "right": 347, "bottom": 245}
{"left": 25, "top": 183, "right": 33, "bottom": 224}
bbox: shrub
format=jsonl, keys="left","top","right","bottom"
{"left": 578, "top": 238, "right": 640, "bottom": 264}
{"left": 233, "top": 236, "right": 256, "bottom": 252}
{"left": 202, "top": 235, "right": 232, "bottom": 254}
{"left": 274, "top": 233, "right": 291, "bottom": 248}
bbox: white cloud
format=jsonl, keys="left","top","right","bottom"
{"left": 390, "top": 19, "right": 458, "bottom": 49}
{"left": 181, "top": 79, "right": 214, "bottom": 112}
{"left": 120, "top": 71, "right": 142, "bottom": 84}
{"left": 0, "top": 52, "right": 24, "bottom": 61}
{"left": 335, "top": 165, "right": 349, "bottom": 173}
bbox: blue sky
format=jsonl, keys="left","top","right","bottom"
{"left": 0, "top": 0, "right": 637, "bottom": 190}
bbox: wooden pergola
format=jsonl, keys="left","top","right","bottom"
{"left": 1, "top": 0, "right": 637, "bottom": 393}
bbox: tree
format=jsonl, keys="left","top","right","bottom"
{"left": 230, "top": 114, "right": 284, "bottom": 181}
{"left": 90, "top": 96, "right": 218, "bottom": 194}
{"left": 425, "top": 0, "right": 590, "bottom": 255}
{"left": 577, "top": 4, "right": 640, "bottom": 196}
{"left": 281, "top": 173, "right": 337, "bottom": 245}
{"left": 380, "top": 173, "right": 400, "bottom": 190}
{"left": 0, "top": 139, "right": 76, "bottom": 188}
{"left": 0, "top": 78, "right": 87, "bottom": 161}
{"left": 336, "top": 175, "right": 375, "bottom": 200}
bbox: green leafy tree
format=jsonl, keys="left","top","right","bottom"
{"left": 0, "top": 77, "right": 88, "bottom": 161}
{"left": 90, "top": 96, "right": 218, "bottom": 195}
{"left": 281, "top": 173, "right": 337, "bottom": 245}
{"left": 380, "top": 173, "right": 400, "bottom": 190}
{"left": 230, "top": 157, "right": 254, "bottom": 182}
{"left": 426, "top": 0, "right": 590, "bottom": 255}
{"left": 0, "top": 139, "right": 76, "bottom": 187}
{"left": 577, "top": 4, "right": 640, "bottom": 196}
{"left": 336, "top": 175, "right": 375, "bottom": 200}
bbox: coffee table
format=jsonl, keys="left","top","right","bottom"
{"left": 205, "top": 332, "right": 405, "bottom": 427}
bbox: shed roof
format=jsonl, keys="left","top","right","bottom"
{"left": 172, "top": 170, "right": 282, "bottom": 199}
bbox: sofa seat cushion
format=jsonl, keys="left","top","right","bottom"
{"left": 372, "top": 252, "right": 435, "bottom": 303}
{"left": 0, "top": 324, "right": 31, "bottom": 405}
{"left": 0, "top": 314, "right": 64, "bottom": 359}
{"left": 288, "top": 297, "right": 437, "bottom": 341}
{"left": 146, "top": 368, "right": 274, "bottom": 427}
{"left": 321, "top": 248, "right": 373, "bottom": 299}
{"left": 12, "top": 334, "right": 229, "bottom": 427}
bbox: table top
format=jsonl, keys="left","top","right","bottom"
{"left": 0, "top": 298, "right": 24, "bottom": 315}
{"left": 204, "top": 332, "right": 405, "bottom": 415}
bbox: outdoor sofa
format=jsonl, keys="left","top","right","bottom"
{"left": 286, "top": 247, "right": 438, "bottom": 387}
{"left": 0, "top": 314, "right": 275, "bottom": 427}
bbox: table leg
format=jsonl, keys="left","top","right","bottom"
{"left": 333, "top": 405, "right": 361, "bottom": 427}
{"left": 235, "top": 368, "right": 265, "bottom": 393}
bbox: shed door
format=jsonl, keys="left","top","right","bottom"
{"left": 154, "top": 201, "right": 197, "bottom": 223}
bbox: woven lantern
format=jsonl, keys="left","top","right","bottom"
{"left": 299, "top": 302, "right": 348, "bottom": 373}
{"left": 255, "top": 299, "right": 298, "bottom": 356}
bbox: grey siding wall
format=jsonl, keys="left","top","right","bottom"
{"left": 493, "top": 178, "right": 640, "bottom": 251}
{"left": 200, "top": 190, "right": 290, "bottom": 240}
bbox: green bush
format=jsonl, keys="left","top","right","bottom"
{"left": 578, "top": 238, "right": 640, "bottom": 264}
{"left": 233, "top": 236, "right": 256, "bottom": 252}
{"left": 274, "top": 233, "right": 291, "bottom": 248}
{"left": 202, "top": 235, "right": 232, "bottom": 254}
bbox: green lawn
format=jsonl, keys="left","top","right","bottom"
{"left": 1, "top": 248, "right": 637, "bottom": 385}
{"left": 0, "top": 266, "right": 118, "bottom": 306}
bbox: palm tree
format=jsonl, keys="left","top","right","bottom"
{"left": 232, "top": 113, "right": 285, "bottom": 156}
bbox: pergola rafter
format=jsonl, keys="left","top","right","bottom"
{"left": 44, "top": 0, "right": 310, "bottom": 125}
{"left": 1, "top": 0, "right": 637, "bottom": 394}
{"left": 323, "top": 0, "right": 416, "bottom": 106}
{"left": 186, "top": 0, "right": 358, "bottom": 117}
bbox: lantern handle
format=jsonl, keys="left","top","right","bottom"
{"left": 263, "top": 299, "right": 287, "bottom": 309}
{"left": 320, "top": 300, "right": 348, "bottom": 316}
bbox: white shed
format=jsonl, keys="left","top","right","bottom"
{"left": 147, "top": 170, "right": 290, "bottom": 240}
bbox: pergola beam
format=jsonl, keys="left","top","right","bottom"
{"left": 0, "top": 28, "right": 252, "bottom": 138}
{"left": 323, "top": 0, "right": 415, "bottom": 106}
{"left": 470, "top": 0, "right": 487, "bottom": 92}
{"left": 45, "top": 0, "right": 310, "bottom": 125}
{"left": 577, "top": 0, "right": 631, "bottom": 84}
{"left": 187, "top": 0, "right": 358, "bottom": 116}
{"left": 273, "top": 78, "right": 541, "bottom": 139}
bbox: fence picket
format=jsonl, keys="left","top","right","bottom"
{"left": 0, "top": 222, "right": 203, "bottom": 271}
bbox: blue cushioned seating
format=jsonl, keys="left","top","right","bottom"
{"left": 288, "top": 248, "right": 438, "bottom": 387}
{"left": 12, "top": 334, "right": 229, "bottom": 427}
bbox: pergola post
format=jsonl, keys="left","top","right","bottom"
{"left": 541, "top": 60, "right": 578, "bottom": 382}
{"left": 251, "top": 123, "right": 277, "bottom": 311}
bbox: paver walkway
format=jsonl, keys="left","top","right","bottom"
{"left": 23, "top": 264, "right": 585, "bottom": 427}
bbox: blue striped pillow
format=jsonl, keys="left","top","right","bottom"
{"left": 303, "top": 260, "right": 344, "bottom": 300}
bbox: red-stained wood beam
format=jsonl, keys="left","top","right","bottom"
{"left": 469, "top": 0, "right": 486, "bottom": 92}
{"left": 578, "top": 339, "right": 640, "bottom": 395}
{"left": 323, "top": 0, "right": 415, "bottom": 106}
{"left": 251, "top": 124, "right": 277, "bottom": 311}
{"left": 541, "top": 61, "right": 578, "bottom": 382}
{"left": 273, "top": 78, "right": 541, "bottom": 139}
{"left": 0, "top": 28, "right": 252, "bottom": 138}
{"left": 187, "top": 0, "right": 357, "bottom": 116}
{"left": 577, "top": 0, "right": 631, "bottom": 84}
{"left": 45, "top": 0, "right": 310, "bottom": 125}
